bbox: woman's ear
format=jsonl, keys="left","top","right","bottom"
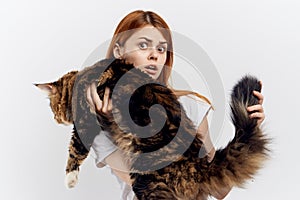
{"left": 113, "top": 43, "right": 124, "bottom": 59}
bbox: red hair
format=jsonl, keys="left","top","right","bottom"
{"left": 106, "top": 10, "right": 212, "bottom": 106}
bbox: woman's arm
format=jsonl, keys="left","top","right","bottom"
{"left": 87, "top": 83, "right": 133, "bottom": 186}
{"left": 196, "top": 116, "right": 215, "bottom": 162}
{"left": 197, "top": 116, "right": 232, "bottom": 199}
{"left": 209, "top": 185, "right": 233, "bottom": 200}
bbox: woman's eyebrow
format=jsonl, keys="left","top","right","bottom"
{"left": 159, "top": 41, "right": 168, "bottom": 45}
{"left": 138, "top": 37, "right": 167, "bottom": 44}
{"left": 138, "top": 37, "right": 152, "bottom": 42}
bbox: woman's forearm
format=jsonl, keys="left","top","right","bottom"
{"left": 210, "top": 185, "right": 232, "bottom": 199}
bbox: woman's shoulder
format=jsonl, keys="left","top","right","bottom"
{"left": 178, "top": 94, "right": 212, "bottom": 127}
{"left": 178, "top": 94, "right": 211, "bottom": 110}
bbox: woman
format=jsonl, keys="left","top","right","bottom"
{"left": 87, "top": 10, "right": 265, "bottom": 200}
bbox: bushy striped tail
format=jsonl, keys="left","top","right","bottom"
{"left": 203, "top": 75, "right": 269, "bottom": 192}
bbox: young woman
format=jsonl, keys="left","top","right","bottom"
{"left": 87, "top": 10, "right": 265, "bottom": 200}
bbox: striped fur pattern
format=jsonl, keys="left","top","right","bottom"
{"left": 36, "top": 59, "right": 269, "bottom": 199}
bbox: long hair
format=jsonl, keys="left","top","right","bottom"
{"left": 106, "top": 10, "right": 212, "bottom": 106}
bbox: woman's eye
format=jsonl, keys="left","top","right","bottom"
{"left": 139, "top": 42, "right": 148, "bottom": 49}
{"left": 157, "top": 46, "right": 166, "bottom": 53}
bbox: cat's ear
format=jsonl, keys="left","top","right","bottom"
{"left": 34, "top": 83, "right": 57, "bottom": 95}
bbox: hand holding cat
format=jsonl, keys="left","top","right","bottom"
{"left": 87, "top": 83, "right": 112, "bottom": 117}
{"left": 247, "top": 81, "right": 265, "bottom": 126}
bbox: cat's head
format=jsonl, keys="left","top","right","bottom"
{"left": 35, "top": 71, "right": 78, "bottom": 125}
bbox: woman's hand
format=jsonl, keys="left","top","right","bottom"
{"left": 247, "top": 82, "right": 265, "bottom": 126}
{"left": 86, "top": 83, "right": 112, "bottom": 117}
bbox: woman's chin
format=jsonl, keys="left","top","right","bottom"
{"left": 142, "top": 71, "right": 158, "bottom": 79}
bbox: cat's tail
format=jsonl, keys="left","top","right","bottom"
{"left": 202, "top": 75, "right": 269, "bottom": 193}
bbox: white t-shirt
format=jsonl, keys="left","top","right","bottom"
{"left": 91, "top": 95, "right": 211, "bottom": 200}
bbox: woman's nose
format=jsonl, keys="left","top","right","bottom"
{"left": 148, "top": 48, "right": 158, "bottom": 61}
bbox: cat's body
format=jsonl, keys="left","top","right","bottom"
{"left": 36, "top": 59, "right": 269, "bottom": 199}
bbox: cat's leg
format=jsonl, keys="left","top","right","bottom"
{"left": 65, "top": 128, "right": 89, "bottom": 188}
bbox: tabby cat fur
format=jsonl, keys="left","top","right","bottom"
{"left": 35, "top": 58, "right": 269, "bottom": 199}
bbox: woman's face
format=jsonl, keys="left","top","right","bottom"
{"left": 117, "top": 25, "right": 168, "bottom": 80}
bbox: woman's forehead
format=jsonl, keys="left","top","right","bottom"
{"left": 125, "top": 25, "right": 167, "bottom": 43}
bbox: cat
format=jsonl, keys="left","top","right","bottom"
{"left": 35, "top": 58, "right": 269, "bottom": 199}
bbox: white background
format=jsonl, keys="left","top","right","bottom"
{"left": 1, "top": 0, "right": 299, "bottom": 199}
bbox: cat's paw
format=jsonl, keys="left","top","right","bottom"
{"left": 65, "top": 170, "right": 79, "bottom": 188}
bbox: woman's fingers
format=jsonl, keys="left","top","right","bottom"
{"left": 87, "top": 85, "right": 97, "bottom": 112}
{"left": 107, "top": 98, "right": 113, "bottom": 112}
{"left": 253, "top": 90, "right": 264, "bottom": 105}
{"left": 252, "top": 81, "right": 264, "bottom": 104}
{"left": 87, "top": 84, "right": 112, "bottom": 116}
{"left": 247, "top": 104, "right": 263, "bottom": 113}
{"left": 248, "top": 83, "right": 265, "bottom": 126}
{"left": 90, "top": 83, "right": 103, "bottom": 112}
{"left": 247, "top": 102, "right": 265, "bottom": 126}
{"left": 102, "top": 87, "right": 110, "bottom": 113}
{"left": 250, "top": 112, "right": 265, "bottom": 125}
{"left": 249, "top": 110, "right": 265, "bottom": 119}
{"left": 86, "top": 85, "right": 93, "bottom": 107}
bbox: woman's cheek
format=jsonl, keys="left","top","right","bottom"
{"left": 133, "top": 53, "right": 148, "bottom": 66}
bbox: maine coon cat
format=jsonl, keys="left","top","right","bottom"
{"left": 36, "top": 58, "right": 269, "bottom": 199}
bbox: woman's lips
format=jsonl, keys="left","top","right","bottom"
{"left": 144, "top": 65, "right": 157, "bottom": 75}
